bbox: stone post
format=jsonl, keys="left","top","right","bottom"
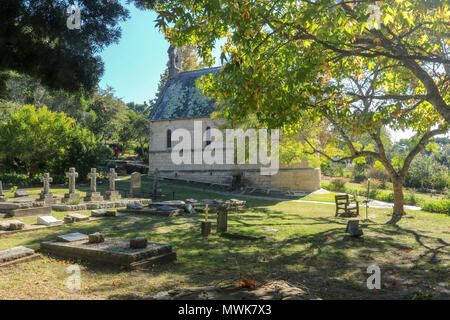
{"left": 216, "top": 206, "right": 228, "bottom": 233}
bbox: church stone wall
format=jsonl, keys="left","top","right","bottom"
{"left": 149, "top": 118, "right": 321, "bottom": 192}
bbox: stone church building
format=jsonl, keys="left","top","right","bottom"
{"left": 148, "top": 46, "right": 321, "bottom": 191}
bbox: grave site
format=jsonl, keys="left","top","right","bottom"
{"left": 0, "top": 173, "right": 448, "bottom": 300}
{"left": 0, "top": 0, "right": 449, "bottom": 305}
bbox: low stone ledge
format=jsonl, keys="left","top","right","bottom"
{"left": 51, "top": 199, "right": 151, "bottom": 212}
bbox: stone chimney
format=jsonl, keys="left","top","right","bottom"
{"left": 168, "top": 45, "right": 183, "bottom": 80}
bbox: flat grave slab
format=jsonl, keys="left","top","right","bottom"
{"left": 41, "top": 238, "right": 176, "bottom": 269}
{"left": 57, "top": 233, "right": 89, "bottom": 242}
{"left": 37, "top": 216, "right": 63, "bottom": 226}
{"left": 117, "top": 207, "right": 184, "bottom": 217}
{"left": 0, "top": 246, "right": 41, "bottom": 267}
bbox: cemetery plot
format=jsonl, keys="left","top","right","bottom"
{"left": 0, "top": 246, "right": 41, "bottom": 267}
{"left": 41, "top": 238, "right": 176, "bottom": 270}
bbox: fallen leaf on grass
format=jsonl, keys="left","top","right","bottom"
{"left": 240, "top": 275, "right": 256, "bottom": 288}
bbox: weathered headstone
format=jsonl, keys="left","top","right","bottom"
{"left": 89, "top": 232, "right": 105, "bottom": 243}
{"left": 57, "top": 233, "right": 89, "bottom": 242}
{"left": 346, "top": 220, "right": 363, "bottom": 237}
{"left": 216, "top": 206, "right": 228, "bottom": 233}
{"left": 157, "top": 205, "right": 176, "bottom": 212}
{"left": 105, "top": 168, "right": 121, "bottom": 200}
{"left": 14, "top": 190, "right": 29, "bottom": 198}
{"left": 127, "top": 202, "right": 143, "bottom": 209}
{"left": 62, "top": 168, "right": 81, "bottom": 203}
{"left": 39, "top": 173, "right": 56, "bottom": 204}
{"left": 0, "top": 181, "right": 6, "bottom": 202}
{"left": 91, "top": 209, "right": 116, "bottom": 217}
{"left": 130, "top": 237, "right": 147, "bottom": 249}
{"left": 84, "top": 168, "right": 104, "bottom": 202}
{"left": 152, "top": 168, "right": 163, "bottom": 197}
{"left": 185, "top": 203, "right": 196, "bottom": 214}
{"left": 130, "top": 172, "right": 142, "bottom": 198}
{"left": 37, "top": 216, "right": 63, "bottom": 226}
{"left": 0, "top": 220, "right": 25, "bottom": 231}
{"left": 64, "top": 213, "right": 89, "bottom": 223}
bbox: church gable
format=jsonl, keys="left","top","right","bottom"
{"left": 150, "top": 67, "right": 221, "bottom": 121}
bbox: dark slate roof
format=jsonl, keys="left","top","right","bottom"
{"left": 150, "top": 67, "right": 221, "bottom": 121}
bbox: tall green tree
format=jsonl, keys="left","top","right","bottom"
{"left": 134, "top": 0, "right": 449, "bottom": 221}
{"left": 1, "top": 0, "right": 129, "bottom": 95}
{"left": 0, "top": 105, "right": 110, "bottom": 180}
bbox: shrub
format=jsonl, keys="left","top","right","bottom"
{"left": 0, "top": 173, "right": 42, "bottom": 186}
{"left": 350, "top": 162, "right": 367, "bottom": 182}
{"left": 329, "top": 178, "right": 346, "bottom": 191}
{"left": 0, "top": 105, "right": 111, "bottom": 182}
{"left": 420, "top": 199, "right": 450, "bottom": 215}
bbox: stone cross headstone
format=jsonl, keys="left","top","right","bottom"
{"left": 105, "top": 168, "right": 121, "bottom": 201}
{"left": 84, "top": 168, "right": 103, "bottom": 202}
{"left": 88, "top": 168, "right": 99, "bottom": 193}
{"left": 66, "top": 168, "right": 78, "bottom": 194}
{"left": 217, "top": 206, "right": 228, "bottom": 233}
{"left": 39, "top": 173, "right": 56, "bottom": 204}
{"left": 130, "top": 172, "right": 142, "bottom": 198}
{"left": 40, "top": 173, "right": 53, "bottom": 194}
{"left": 62, "top": 168, "right": 81, "bottom": 203}
{"left": 0, "top": 181, "right": 5, "bottom": 202}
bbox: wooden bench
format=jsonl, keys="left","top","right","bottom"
{"left": 335, "top": 195, "right": 359, "bottom": 217}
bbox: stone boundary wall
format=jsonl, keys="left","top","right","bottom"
{"left": 153, "top": 168, "right": 321, "bottom": 192}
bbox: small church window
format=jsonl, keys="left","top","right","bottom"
{"left": 167, "top": 129, "right": 172, "bottom": 149}
{"left": 205, "top": 126, "right": 211, "bottom": 146}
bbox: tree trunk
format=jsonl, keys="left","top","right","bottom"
{"left": 389, "top": 178, "right": 406, "bottom": 224}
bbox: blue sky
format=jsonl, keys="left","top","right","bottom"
{"left": 98, "top": 3, "right": 221, "bottom": 105}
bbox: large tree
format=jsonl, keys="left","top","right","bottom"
{"left": 135, "top": 0, "right": 449, "bottom": 122}
{"left": 0, "top": 0, "right": 129, "bottom": 95}
{"left": 134, "top": 0, "right": 448, "bottom": 221}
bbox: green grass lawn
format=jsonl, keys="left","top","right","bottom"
{"left": 0, "top": 178, "right": 448, "bottom": 300}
